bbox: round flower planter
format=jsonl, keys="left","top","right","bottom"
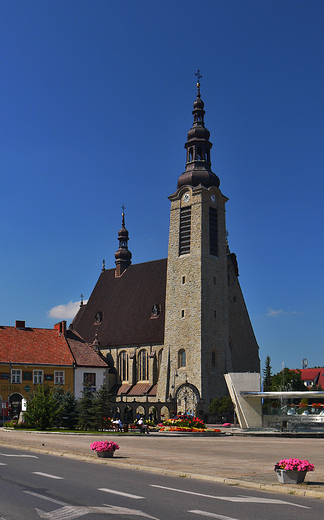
{"left": 97, "top": 450, "right": 114, "bottom": 458}
{"left": 276, "top": 469, "right": 307, "bottom": 484}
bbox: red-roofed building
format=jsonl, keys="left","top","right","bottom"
{"left": 0, "top": 320, "right": 109, "bottom": 417}
{"left": 299, "top": 368, "right": 324, "bottom": 389}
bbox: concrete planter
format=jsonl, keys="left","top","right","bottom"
{"left": 276, "top": 469, "right": 307, "bottom": 484}
{"left": 97, "top": 450, "right": 114, "bottom": 458}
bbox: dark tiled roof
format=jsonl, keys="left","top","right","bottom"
{"left": 127, "top": 383, "right": 153, "bottom": 396}
{"left": 0, "top": 326, "right": 74, "bottom": 366}
{"left": 65, "top": 330, "right": 108, "bottom": 368}
{"left": 116, "top": 384, "right": 132, "bottom": 396}
{"left": 71, "top": 259, "right": 167, "bottom": 347}
{"left": 148, "top": 383, "right": 157, "bottom": 396}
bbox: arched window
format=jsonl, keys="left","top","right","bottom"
{"left": 197, "top": 146, "right": 202, "bottom": 160}
{"left": 178, "top": 349, "right": 186, "bottom": 368}
{"left": 189, "top": 147, "right": 193, "bottom": 162}
{"left": 118, "top": 351, "right": 128, "bottom": 381}
{"left": 138, "top": 349, "right": 148, "bottom": 381}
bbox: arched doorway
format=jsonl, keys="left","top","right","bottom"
{"left": 9, "top": 393, "right": 23, "bottom": 419}
{"left": 175, "top": 384, "right": 199, "bottom": 416}
{"left": 123, "top": 406, "right": 133, "bottom": 423}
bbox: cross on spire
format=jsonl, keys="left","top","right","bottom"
{"left": 195, "top": 69, "right": 202, "bottom": 84}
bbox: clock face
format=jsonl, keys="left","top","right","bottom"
{"left": 183, "top": 193, "right": 190, "bottom": 203}
{"left": 210, "top": 194, "right": 216, "bottom": 203}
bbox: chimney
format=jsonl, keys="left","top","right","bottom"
{"left": 15, "top": 320, "right": 25, "bottom": 328}
{"left": 54, "top": 320, "right": 67, "bottom": 336}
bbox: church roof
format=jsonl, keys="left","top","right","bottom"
{"left": 70, "top": 258, "right": 167, "bottom": 347}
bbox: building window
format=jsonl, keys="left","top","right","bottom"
{"left": 181, "top": 309, "right": 185, "bottom": 318}
{"left": 179, "top": 206, "right": 191, "bottom": 255}
{"left": 33, "top": 370, "right": 43, "bottom": 384}
{"left": 11, "top": 369, "right": 21, "bottom": 384}
{"left": 212, "top": 352, "right": 216, "bottom": 367}
{"left": 182, "top": 276, "right": 186, "bottom": 284}
{"left": 84, "top": 373, "right": 96, "bottom": 388}
{"left": 138, "top": 350, "right": 148, "bottom": 381}
{"left": 54, "top": 371, "right": 65, "bottom": 385}
{"left": 118, "top": 351, "right": 128, "bottom": 382}
{"left": 178, "top": 349, "right": 186, "bottom": 368}
{"left": 209, "top": 207, "right": 218, "bottom": 256}
{"left": 214, "top": 310, "right": 217, "bottom": 319}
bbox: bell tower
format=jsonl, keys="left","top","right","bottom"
{"left": 157, "top": 73, "right": 233, "bottom": 414}
{"left": 115, "top": 206, "right": 132, "bottom": 277}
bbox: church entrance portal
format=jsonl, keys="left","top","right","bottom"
{"left": 175, "top": 384, "right": 199, "bottom": 416}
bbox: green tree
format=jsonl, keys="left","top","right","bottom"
{"left": 271, "top": 368, "right": 305, "bottom": 391}
{"left": 263, "top": 355, "right": 272, "bottom": 391}
{"left": 77, "top": 383, "right": 96, "bottom": 430}
{"left": 25, "top": 384, "right": 59, "bottom": 430}
{"left": 92, "top": 384, "right": 112, "bottom": 430}
{"left": 209, "top": 396, "right": 233, "bottom": 415}
{"left": 52, "top": 386, "right": 78, "bottom": 430}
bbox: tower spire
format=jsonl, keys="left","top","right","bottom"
{"left": 177, "top": 71, "right": 220, "bottom": 189}
{"left": 115, "top": 205, "right": 132, "bottom": 277}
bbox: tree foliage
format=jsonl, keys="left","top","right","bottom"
{"left": 263, "top": 355, "right": 272, "bottom": 392}
{"left": 271, "top": 368, "right": 305, "bottom": 391}
{"left": 209, "top": 396, "right": 233, "bottom": 415}
{"left": 24, "top": 384, "right": 60, "bottom": 430}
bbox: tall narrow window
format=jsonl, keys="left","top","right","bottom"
{"left": 179, "top": 206, "right": 191, "bottom": 255}
{"left": 209, "top": 207, "right": 218, "bottom": 256}
{"left": 118, "top": 351, "right": 129, "bottom": 381}
{"left": 138, "top": 350, "right": 148, "bottom": 381}
{"left": 178, "top": 349, "right": 186, "bottom": 368}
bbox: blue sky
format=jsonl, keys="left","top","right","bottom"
{"left": 1, "top": 1, "right": 323, "bottom": 375}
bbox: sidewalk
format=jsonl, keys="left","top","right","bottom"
{"left": 0, "top": 427, "right": 323, "bottom": 500}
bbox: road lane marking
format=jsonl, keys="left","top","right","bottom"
{"left": 189, "top": 512, "right": 239, "bottom": 520}
{"left": 0, "top": 452, "right": 38, "bottom": 458}
{"left": 32, "top": 472, "right": 64, "bottom": 480}
{"left": 98, "top": 488, "right": 144, "bottom": 499}
{"left": 150, "top": 485, "right": 311, "bottom": 509}
{"left": 0, "top": 463, "right": 7, "bottom": 465}
{"left": 23, "top": 491, "right": 68, "bottom": 506}
{"left": 35, "top": 504, "right": 159, "bottom": 519}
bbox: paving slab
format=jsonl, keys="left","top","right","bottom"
{"left": 0, "top": 428, "right": 323, "bottom": 500}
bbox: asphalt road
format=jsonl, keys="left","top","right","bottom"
{"left": 0, "top": 446, "right": 323, "bottom": 520}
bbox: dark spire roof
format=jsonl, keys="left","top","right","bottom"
{"left": 115, "top": 206, "right": 132, "bottom": 277}
{"left": 177, "top": 73, "right": 220, "bottom": 190}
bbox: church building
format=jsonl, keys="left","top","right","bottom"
{"left": 70, "top": 77, "right": 260, "bottom": 422}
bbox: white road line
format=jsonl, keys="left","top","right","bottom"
{"left": 23, "top": 490, "right": 68, "bottom": 506}
{"left": 0, "top": 452, "right": 38, "bottom": 458}
{"left": 188, "top": 511, "right": 239, "bottom": 520}
{"left": 35, "top": 504, "right": 159, "bottom": 519}
{"left": 0, "top": 463, "right": 7, "bottom": 465}
{"left": 150, "top": 485, "right": 311, "bottom": 509}
{"left": 98, "top": 488, "right": 144, "bottom": 499}
{"left": 32, "top": 472, "right": 64, "bottom": 480}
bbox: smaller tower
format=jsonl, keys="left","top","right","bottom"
{"left": 115, "top": 207, "right": 132, "bottom": 277}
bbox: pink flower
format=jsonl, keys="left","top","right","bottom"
{"left": 90, "top": 441, "right": 120, "bottom": 453}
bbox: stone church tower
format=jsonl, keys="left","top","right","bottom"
{"left": 70, "top": 75, "right": 260, "bottom": 421}
{"left": 156, "top": 78, "right": 258, "bottom": 415}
